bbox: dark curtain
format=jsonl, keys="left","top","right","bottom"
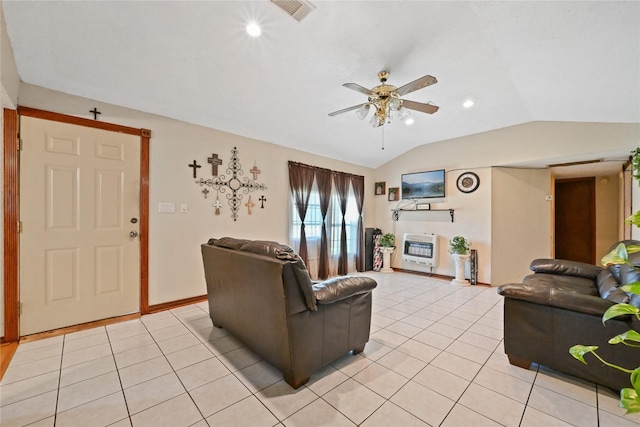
{"left": 316, "top": 168, "right": 332, "bottom": 279}
{"left": 288, "top": 162, "right": 315, "bottom": 266}
{"left": 352, "top": 175, "right": 365, "bottom": 272}
{"left": 333, "top": 172, "right": 350, "bottom": 275}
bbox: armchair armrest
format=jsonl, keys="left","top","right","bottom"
{"left": 530, "top": 259, "right": 603, "bottom": 280}
{"left": 498, "top": 282, "right": 613, "bottom": 316}
{"left": 313, "top": 276, "right": 377, "bottom": 305}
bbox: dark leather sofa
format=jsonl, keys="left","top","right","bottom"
{"left": 497, "top": 243, "right": 640, "bottom": 391}
{"left": 201, "top": 237, "right": 377, "bottom": 388}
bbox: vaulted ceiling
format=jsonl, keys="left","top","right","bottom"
{"left": 3, "top": 1, "right": 639, "bottom": 168}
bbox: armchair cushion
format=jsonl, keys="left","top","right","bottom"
{"left": 313, "top": 276, "right": 378, "bottom": 305}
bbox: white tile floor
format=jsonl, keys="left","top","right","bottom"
{"left": 2, "top": 272, "right": 640, "bottom": 427}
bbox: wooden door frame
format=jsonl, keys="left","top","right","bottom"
{"left": 3, "top": 106, "right": 150, "bottom": 342}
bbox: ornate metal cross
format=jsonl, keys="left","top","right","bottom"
{"left": 259, "top": 195, "right": 266, "bottom": 208}
{"left": 196, "top": 147, "right": 267, "bottom": 221}
{"left": 208, "top": 153, "right": 223, "bottom": 176}
{"left": 188, "top": 160, "right": 201, "bottom": 178}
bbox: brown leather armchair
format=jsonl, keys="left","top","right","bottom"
{"left": 497, "top": 242, "right": 640, "bottom": 391}
{"left": 201, "top": 237, "right": 377, "bottom": 388}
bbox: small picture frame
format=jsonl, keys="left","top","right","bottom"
{"left": 375, "top": 182, "right": 386, "bottom": 195}
{"left": 388, "top": 187, "right": 399, "bottom": 201}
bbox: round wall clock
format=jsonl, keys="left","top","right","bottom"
{"left": 456, "top": 172, "right": 480, "bottom": 193}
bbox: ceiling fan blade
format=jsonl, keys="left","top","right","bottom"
{"left": 402, "top": 99, "right": 439, "bottom": 114}
{"left": 343, "top": 83, "right": 376, "bottom": 96}
{"left": 328, "top": 103, "right": 369, "bottom": 117}
{"left": 395, "top": 75, "right": 437, "bottom": 96}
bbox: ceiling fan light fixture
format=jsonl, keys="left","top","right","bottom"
{"left": 355, "top": 104, "right": 370, "bottom": 120}
{"left": 397, "top": 106, "right": 410, "bottom": 121}
{"left": 370, "top": 112, "right": 383, "bottom": 128}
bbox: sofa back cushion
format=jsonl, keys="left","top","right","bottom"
{"left": 597, "top": 241, "right": 640, "bottom": 307}
{"left": 210, "top": 237, "right": 317, "bottom": 311}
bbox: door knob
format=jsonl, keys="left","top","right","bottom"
{"left": 130, "top": 231, "right": 139, "bottom": 238}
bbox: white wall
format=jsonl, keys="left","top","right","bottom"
{"left": 491, "top": 167, "right": 551, "bottom": 285}
{"left": 595, "top": 174, "right": 620, "bottom": 262}
{"left": 375, "top": 121, "right": 639, "bottom": 286}
{"left": 17, "top": 84, "right": 376, "bottom": 305}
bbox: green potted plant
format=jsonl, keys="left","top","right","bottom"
{"left": 449, "top": 236, "right": 470, "bottom": 255}
{"left": 380, "top": 233, "right": 395, "bottom": 248}
{"left": 379, "top": 233, "right": 395, "bottom": 273}
{"left": 449, "top": 236, "right": 470, "bottom": 285}
{"left": 570, "top": 147, "right": 640, "bottom": 414}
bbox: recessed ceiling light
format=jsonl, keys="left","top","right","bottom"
{"left": 463, "top": 99, "right": 474, "bottom": 109}
{"left": 246, "top": 21, "right": 262, "bottom": 37}
{"left": 405, "top": 117, "right": 415, "bottom": 125}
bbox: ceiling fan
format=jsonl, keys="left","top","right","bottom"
{"left": 328, "top": 71, "right": 439, "bottom": 127}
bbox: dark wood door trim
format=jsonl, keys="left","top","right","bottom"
{"left": 3, "top": 109, "right": 19, "bottom": 343}
{"left": 2, "top": 106, "right": 151, "bottom": 342}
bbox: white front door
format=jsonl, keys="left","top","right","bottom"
{"left": 19, "top": 116, "right": 141, "bottom": 335}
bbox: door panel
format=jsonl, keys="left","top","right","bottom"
{"left": 554, "top": 177, "right": 596, "bottom": 264}
{"left": 20, "top": 116, "right": 141, "bottom": 335}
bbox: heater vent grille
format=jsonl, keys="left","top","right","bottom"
{"left": 270, "top": 0, "right": 315, "bottom": 22}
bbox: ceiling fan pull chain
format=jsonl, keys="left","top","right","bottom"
{"left": 381, "top": 126, "right": 385, "bottom": 150}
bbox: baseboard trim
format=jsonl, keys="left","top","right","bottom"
{"left": 148, "top": 295, "right": 208, "bottom": 314}
{"left": 19, "top": 313, "right": 141, "bottom": 343}
{"left": 390, "top": 268, "right": 491, "bottom": 287}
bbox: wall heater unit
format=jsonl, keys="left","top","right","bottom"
{"left": 402, "top": 233, "right": 438, "bottom": 267}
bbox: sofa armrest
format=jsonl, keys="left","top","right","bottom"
{"left": 530, "top": 259, "right": 603, "bottom": 280}
{"left": 498, "top": 282, "right": 614, "bottom": 316}
{"left": 313, "top": 276, "right": 377, "bottom": 305}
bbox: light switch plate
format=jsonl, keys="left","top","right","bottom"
{"left": 181, "top": 203, "right": 188, "bottom": 213}
{"left": 158, "top": 202, "right": 175, "bottom": 213}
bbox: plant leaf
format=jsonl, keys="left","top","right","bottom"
{"left": 621, "top": 283, "right": 640, "bottom": 295}
{"left": 602, "top": 243, "right": 629, "bottom": 267}
{"left": 625, "top": 244, "right": 640, "bottom": 255}
{"left": 608, "top": 330, "right": 640, "bottom": 346}
{"left": 620, "top": 387, "right": 640, "bottom": 414}
{"left": 632, "top": 367, "right": 640, "bottom": 394}
{"left": 569, "top": 345, "right": 598, "bottom": 364}
{"left": 603, "top": 304, "right": 640, "bottom": 324}
{"left": 626, "top": 211, "right": 640, "bottom": 228}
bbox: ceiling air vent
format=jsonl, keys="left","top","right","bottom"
{"left": 270, "top": 0, "right": 315, "bottom": 22}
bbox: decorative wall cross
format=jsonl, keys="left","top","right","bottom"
{"left": 202, "top": 188, "right": 210, "bottom": 199}
{"left": 188, "top": 160, "right": 201, "bottom": 178}
{"left": 245, "top": 195, "right": 255, "bottom": 214}
{"left": 90, "top": 107, "right": 101, "bottom": 120}
{"left": 259, "top": 195, "right": 266, "bottom": 208}
{"left": 250, "top": 163, "right": 261, "bottom": 180}
{"left": 196, "top": 147, "right": 267, "bottom": 221}
{"left": 207, "top": 153, "right": 223, "bottom": 176}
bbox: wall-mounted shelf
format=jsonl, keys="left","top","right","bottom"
{"left": 391, "top": 208, "right": 455, "bottom": 223}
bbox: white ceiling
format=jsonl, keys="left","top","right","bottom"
{"left": 3, "top": 1, "right": 639, "bottom": 169}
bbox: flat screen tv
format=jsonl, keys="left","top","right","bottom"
{"left": 401, "top": 169, "right": 446, "bottom": 200}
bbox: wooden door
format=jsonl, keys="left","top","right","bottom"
{"left": 554, "top": 177, "right": 596, "bottom": 264}
{"left": 19, "top": 116, "right": 141, "bottom": 335}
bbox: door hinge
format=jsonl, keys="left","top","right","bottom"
{"left": 17, "top": 138, "right": 22, "bottom": 151}
{"left": 18, "top": 221, "right": 23, "bottom": 233}
{"left": 18, "top": 302, "right": 22, "bottom": 315}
